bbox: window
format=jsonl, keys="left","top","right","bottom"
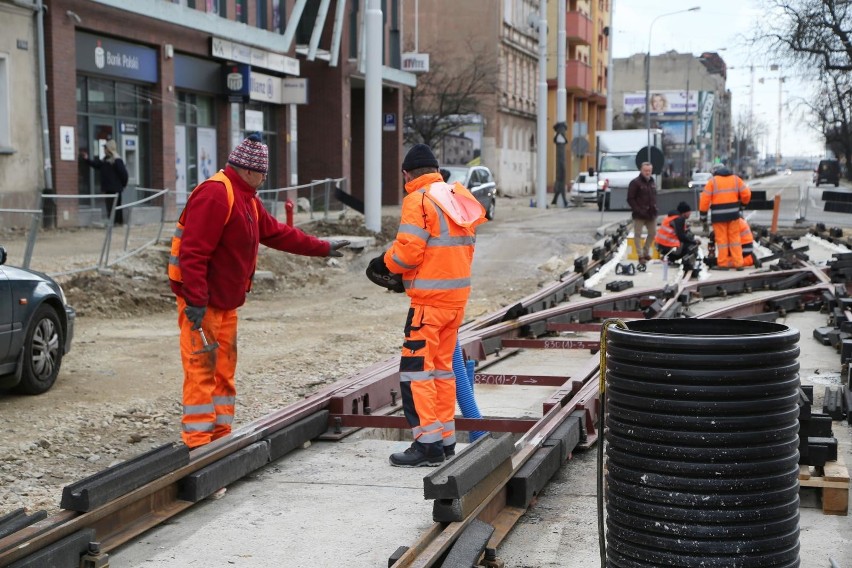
{"left": 275, "top": 0, "right": 286, "bottom": 33}
{"left": 236, "top": 0, "right": 247, "bottom": 23}
{"left": 0, "top": 56, "right": 11, "bottom": 149}
{"left": 257, "top": 0, "right": 268, "bottom": 29}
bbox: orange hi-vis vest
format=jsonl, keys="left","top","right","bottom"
{"left": 385, "top": 174, "right": 487, "bottom": 309}
{"left": 168, "top": 170, "right": 258, "bottom": 288}
{"left": 739, "top": 217, "right": 754, "bottom": 254}
{"left": 700, "top": 175, "right": 751, "bottom": 223}
{"left": 655, "top": 214, "right": 681, "bottom": 248}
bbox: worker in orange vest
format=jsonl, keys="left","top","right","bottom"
{"left": 699, "top": 164, "right": 751, "bottom": 269}
{"left": 169, "top": 133, "right": 350, "bottom": 466}
{"left": 738, "top": 216, "right": 761, "bottom": 267}
{"left": 654, "top": 201, "right": 701, "bottom": 274}
{"left": 368, "top": 144, "right": 487, "bottom": 467}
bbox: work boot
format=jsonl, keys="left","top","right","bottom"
{"left": 443, "top": 443, "right": 456, "bottom": 458}
{"left": 752, "top": 255, "right": 762, "bottom": 268}
{"left": 389, "top": 441, "right": 444, "bottom": 467}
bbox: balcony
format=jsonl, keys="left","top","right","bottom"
{"left": 566, "top": 60, "right": 593, "bottom": 94}
{"left": 566, "top": 11, "right": 593, "bottom": 45}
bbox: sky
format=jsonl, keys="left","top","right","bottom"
{"left": 611, "top": 0, "right": 826, "bottom": 160}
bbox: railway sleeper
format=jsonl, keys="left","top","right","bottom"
{"left": 7, "top": 528, "right": 94, "bottom": 568}
{"left": 424, "top": 433, "right": 515, "bottom": 500}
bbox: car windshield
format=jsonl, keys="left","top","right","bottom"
{"left": 692, "top": 173, "right": 711, "bottom": 182}
{"left": 443, "top": 167, "right": 469, "bottom": 184}
{"left": 599, "top": 155, "right": 637, "bottom": 172}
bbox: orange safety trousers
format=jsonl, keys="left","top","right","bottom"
{"left": 713, "top": 220, "right": 744, "bottom": 268}
{"left": 399, "top": 304, "right": 464, "bottom": 448}
{"left": 176, "top": 296, "right": 238, "bottom": 449}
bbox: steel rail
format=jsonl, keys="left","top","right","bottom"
{"left": 0, "top": 244, "right": 831, "bottom": 568}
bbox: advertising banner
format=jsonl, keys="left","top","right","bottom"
{"left": 175, "top": 125, "right": 187, "bottom": 205}
{"left": 623, "top": 90, "right": 699, "bottom": 115}
{"left": 196, "top": 127, "right": 217, "bottom": 186}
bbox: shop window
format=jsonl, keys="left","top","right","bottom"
{"left": 348, "top": 0, "right": 359, "bottom": 58}
{"left": 87, "top": 77, "right": 115, "bottom": 116}
{"left": 177, "top": 92, "right": 215, "bottom": 190}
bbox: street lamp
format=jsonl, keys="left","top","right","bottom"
{"left": 645, "top": 6, "right": 701, "bottom": 166}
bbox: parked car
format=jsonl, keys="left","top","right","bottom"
{"left": 688, "top": 172, "right": 713, "bottom": 190}
{"left": 570, "top": 171, "right": 599, "bottom": 203}
{"left": 815, "top": 159, "right": 840, "bottom": 187}
{"left": 0, "top": 246, "right": 75, "bottom": 394}
{"left": 441, "top": 165, "right": 497, "bottom": 220}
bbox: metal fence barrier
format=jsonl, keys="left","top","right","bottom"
{"left": 0, "top": 176, "right": 350, "bottom": 278}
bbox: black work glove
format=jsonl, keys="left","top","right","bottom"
{"left": 328, "top": 240, "right": 351, "bottom": 258}
{"left": 368, "top": 254, "right": 390, "bottom": 276}
{"left": 184, "top": 304, "right": 206, "bottom": 331}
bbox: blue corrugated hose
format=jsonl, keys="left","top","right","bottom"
{"left": 453, "top": 341, "right": 486, "bottom": 441}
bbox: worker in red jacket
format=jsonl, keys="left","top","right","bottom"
{"left": 169, "top": 133, "right": 349, "bottom": 462}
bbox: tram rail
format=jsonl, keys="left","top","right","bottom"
{"left": 0, "top": 228, "right": 845, "bottom": 568}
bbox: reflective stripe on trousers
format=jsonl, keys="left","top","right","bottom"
{"left": 176, "top": 296, "right": 238, "bottom": 449}
{"left": 398, "top": 304, "right": 464, "bottom": 447}
{"left": 713, "top": 220, "right": 744, "bottom": 268}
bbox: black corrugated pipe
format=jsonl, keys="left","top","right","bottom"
{"left": 604, "top": 319, "right": 801, "bottom": 568}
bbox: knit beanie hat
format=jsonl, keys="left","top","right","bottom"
{"left": 228, "top": 132, "right": 268, "bottom": 173}
{"left": 402, "top": 143, "right": 439, "bottom": 172}
{"left": 677, "top": 201, "right": 692, "bottom": 214}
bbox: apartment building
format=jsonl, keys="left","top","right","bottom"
{"left": 546, "top": 0, "right": 609, "bottom": 188}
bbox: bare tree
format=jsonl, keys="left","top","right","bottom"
{"left": 402, "top": 43, "right": 498, "bottom": 148}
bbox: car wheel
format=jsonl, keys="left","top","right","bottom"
{"left": 15, "top": 305, "right": 64, "bottom": 395}
{"left": 485, "top": 197, "right": 495, "bottom": 220}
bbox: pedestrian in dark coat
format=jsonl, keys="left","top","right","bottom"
{"left": 80, "top": 139, "right": 129, "bottom": 225}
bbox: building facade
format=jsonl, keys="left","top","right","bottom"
{"left": 0, "top": 0, "right": 44, "bottom": 225}
{"left": 612, "top": 50, "right": 731, "bottom": 175}
{"left": 546, "top": 0, "right": 609, "bottom": 190}
{"left": 401, "top": 0, "right": 539, "bottom": 197}
{"left": 4, "top": 0, "right": 416, "bottom": 228}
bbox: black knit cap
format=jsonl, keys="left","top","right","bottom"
{"left": 677, "top": 201, "right": 692, "bottom": 214}
{"left": 402, "top": 143, "right": 439, "bottom": 172}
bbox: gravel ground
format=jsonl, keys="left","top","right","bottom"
{"left": 0, "top": 201, "right": 580, "bottom": 518}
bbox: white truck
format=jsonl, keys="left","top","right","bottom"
{"left": 596, "top": 129, "right": 663, "bottom": 211}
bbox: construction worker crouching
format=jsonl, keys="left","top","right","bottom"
{"left": 369, "top": 143, "right": 488, "bottom": 467}
{"left": 655, "top": 201, "right": 701, "bottom": 276}
{"left": 699, "top": 164, "right": 751, "bottom": 269}
{"left": 169, "top": 133, "right": 350, "bottom": 462}
{"left": 738, "top": 216, "right": 761, "bottom": 267}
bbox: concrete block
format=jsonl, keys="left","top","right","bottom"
{"left": 432, "top": 458, "right": 513, "bottom": 522}
{"left": 387, "top": 546, "right": 408, "bottom": 567}
{"left": 8, "top": 528, "right": 95, "bottom": 568}
{"left": 178, "top": 441, "right": 270, "bottom": 502}
{"left": 542, "top": 415, "right": 582, "bottom": 464}
{"left": 61, "top": 443, "right": 189, "bottom": 512}
{"left": 823, "top": 386, "right": 846, "bottom": 420}
{"left": 507, "top": 443, "right": 563, "bottom": 508}
{"left": 423, "top": 433, "right": 515, "bottom": 500}
{"left": 440, "top": 519, "right": 495, "bottom": 568}
{"left": 265, "top": 411, "right": 329, "bottom": 462}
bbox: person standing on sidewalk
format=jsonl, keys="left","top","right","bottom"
{"left": 627, "top": 162, "right": 658, "bottom": 264}
{"left": 79, "top": 139, "right": 129, "bottom": 225}
{"left": 168, "top": 133, "right": 349, "bottom": 461}
{"left": 368, "top": 143, "right": 487, "bottom": 467}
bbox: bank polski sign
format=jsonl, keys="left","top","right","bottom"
{"left": 76, "top": 32, "right": 157, "bottom": 83}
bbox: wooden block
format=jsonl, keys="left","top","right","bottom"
{"left": 799, "top": 464, "right": 811, "bottom": 481}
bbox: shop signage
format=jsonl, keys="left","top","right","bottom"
{"left": 246, "top": 73, "right": 308, "bottom": 105}
{"left": 401, "top": 53, "right": 430, "bottom": 73}
{"left": 224, "top": 63, "right": 251, "bottom": 102}
{"left": 211, "top": 37, "right": 299, "bottom": 76}
{"left": 281, "top": 78, "right": 308, "bottom": 105}
{"left": 76, "top": 32, "right": 157, "bottom": 83}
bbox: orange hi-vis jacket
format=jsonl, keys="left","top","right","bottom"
{"left": 739, "top": 217, "right": 754, "bottom": 254}
{"left": 655, "top": 214, "right": 682, "bottom": 248}
{"left": 385, "top": 173, "right": 487, "bottom": 309}
{"left": 700, "top": 172, "right": 751, "bottom": 223}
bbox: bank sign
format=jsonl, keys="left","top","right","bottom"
{"left": 76, "top": 32, "right": 158, "bottom": 83}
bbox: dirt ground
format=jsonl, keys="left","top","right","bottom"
{"left": 0, "top": 199, "right": 587, "bottom": 517}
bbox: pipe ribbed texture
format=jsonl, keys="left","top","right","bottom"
{"left": 453, "top": 342, "right": 486, "bottom": 441}
{"left": 604, "top": 319, "right": 801, "bottom": 568}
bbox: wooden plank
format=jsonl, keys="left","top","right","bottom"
{"left": 799, "top": 464, "right": 811, "bottom": 481}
